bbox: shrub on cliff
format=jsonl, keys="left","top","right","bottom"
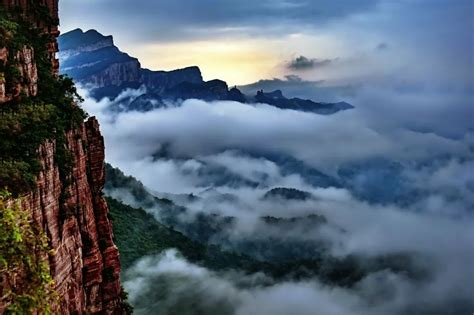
{"left": 0, "top": 190, "right": 57, "bottom": 313}
{"left": 0, "top": 100, "right": 86, "bottom": 195}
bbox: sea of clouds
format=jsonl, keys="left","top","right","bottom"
{"left": 79, "top": 85, "right": 474, "bottom": 314}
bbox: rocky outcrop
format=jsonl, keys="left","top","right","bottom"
{"left": 58, "top": 29, "right": 115, "bottom": 60}
{"left": 58, "top": 29, "right": 205, "bottom": 100}
{"left": 227, "top": 86, "right": 247, "bottom": 103}
{"left": 164, "top": 79, "right": 230, "bottom": 101}
{"left": 141, "top": 66, "right": 203, "bottom": 94}
{"left": 58, "top": 29, "right": 249, "bottom": 104}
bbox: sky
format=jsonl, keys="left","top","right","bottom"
{"left": 59, "top": 0, "right": 474, "bottom": 86}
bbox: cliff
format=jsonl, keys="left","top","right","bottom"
{"left": 59, "top": 29, "right": 142, "bottom": 88}
{"left": 58, "top": 29, "right": 205, "bottom": 100}
{"left": 0, "top": 1, "right": 127, "bottom": 314}
{"left": 14, "top": 118, "right": 124, "bottom": 314}
{"left": 58, "top": 29, "right": 205, "bottom": 88}
{"left": 57, "top": 29, "right": 245, "bottom": 107}
{"left": 164, "top": 79, "right": 231, "bottom": 101}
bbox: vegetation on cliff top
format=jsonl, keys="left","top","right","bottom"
{"left": 0, "top": 6, "right": 87, "bottom": 196}
{"left": 0, "top": 190, "right": 57, "bottom": 314}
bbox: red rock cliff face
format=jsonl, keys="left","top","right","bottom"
{"left": 1, "top": 1, "right": 126, "bottom": 313}
{"left": 0, "top": 46, "right": 39, "bottom": 103}
{"left": 0, "top": 0, "right": 59, "bottom": 104}
{"left": 18, "top": 117, "right": 124, "bottom": 314}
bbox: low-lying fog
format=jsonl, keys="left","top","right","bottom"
{"left": 80, "top": 85, "right": 474, "bottom": 314}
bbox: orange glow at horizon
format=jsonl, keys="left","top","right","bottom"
{"left": 123, "top": 39, "right": 284, "bottom": 86}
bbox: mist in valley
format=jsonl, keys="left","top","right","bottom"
{"left": 77, "top": 84, "right": 474, "bottom": 314}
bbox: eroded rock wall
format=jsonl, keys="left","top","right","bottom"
{"left": 0, "top": 1, "right": 126, "bottom": 313}
{"left": 19, "top": 117, "right": 124, "bottom": 314}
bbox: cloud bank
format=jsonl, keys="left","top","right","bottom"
{"left": 81, "top": 89, "right": 471, "bottom": 178}
{"left": 77, "top": 55, "right": 473, "bottom": 312}
{"left": 124, "top": 248, "right": 474, "bottom": 315}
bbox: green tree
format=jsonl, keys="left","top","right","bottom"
{"left": 0, "top": 190, "right": 58, "bottom": 314}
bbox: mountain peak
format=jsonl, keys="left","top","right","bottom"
{"left": 57, "top": 29, "right": 353, "bottom": 114}
{"left": 59, "top": 28, "right": 114, "bottom": 52}
{"left": 66, "top": 28, "right": 84, "bottom": 35}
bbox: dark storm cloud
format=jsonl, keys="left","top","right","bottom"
{"left": 60, "top": 0, "right": 381, "bottom": 42}
{"left": 287, "top": 56, "right": 334, "bottom": 71}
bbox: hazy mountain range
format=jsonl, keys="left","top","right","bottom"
{"left": 58, "top": 29, "right": 353, "bottom": 115}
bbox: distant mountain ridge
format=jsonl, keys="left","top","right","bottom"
{"left": 59, "top": 29, "right": 204, "bottom": 100}
{"left": 254, "top": 89, "right": 354, "bottom": 115}
{"left": 59, "top": 29, "right": 354, "bottom": 115}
